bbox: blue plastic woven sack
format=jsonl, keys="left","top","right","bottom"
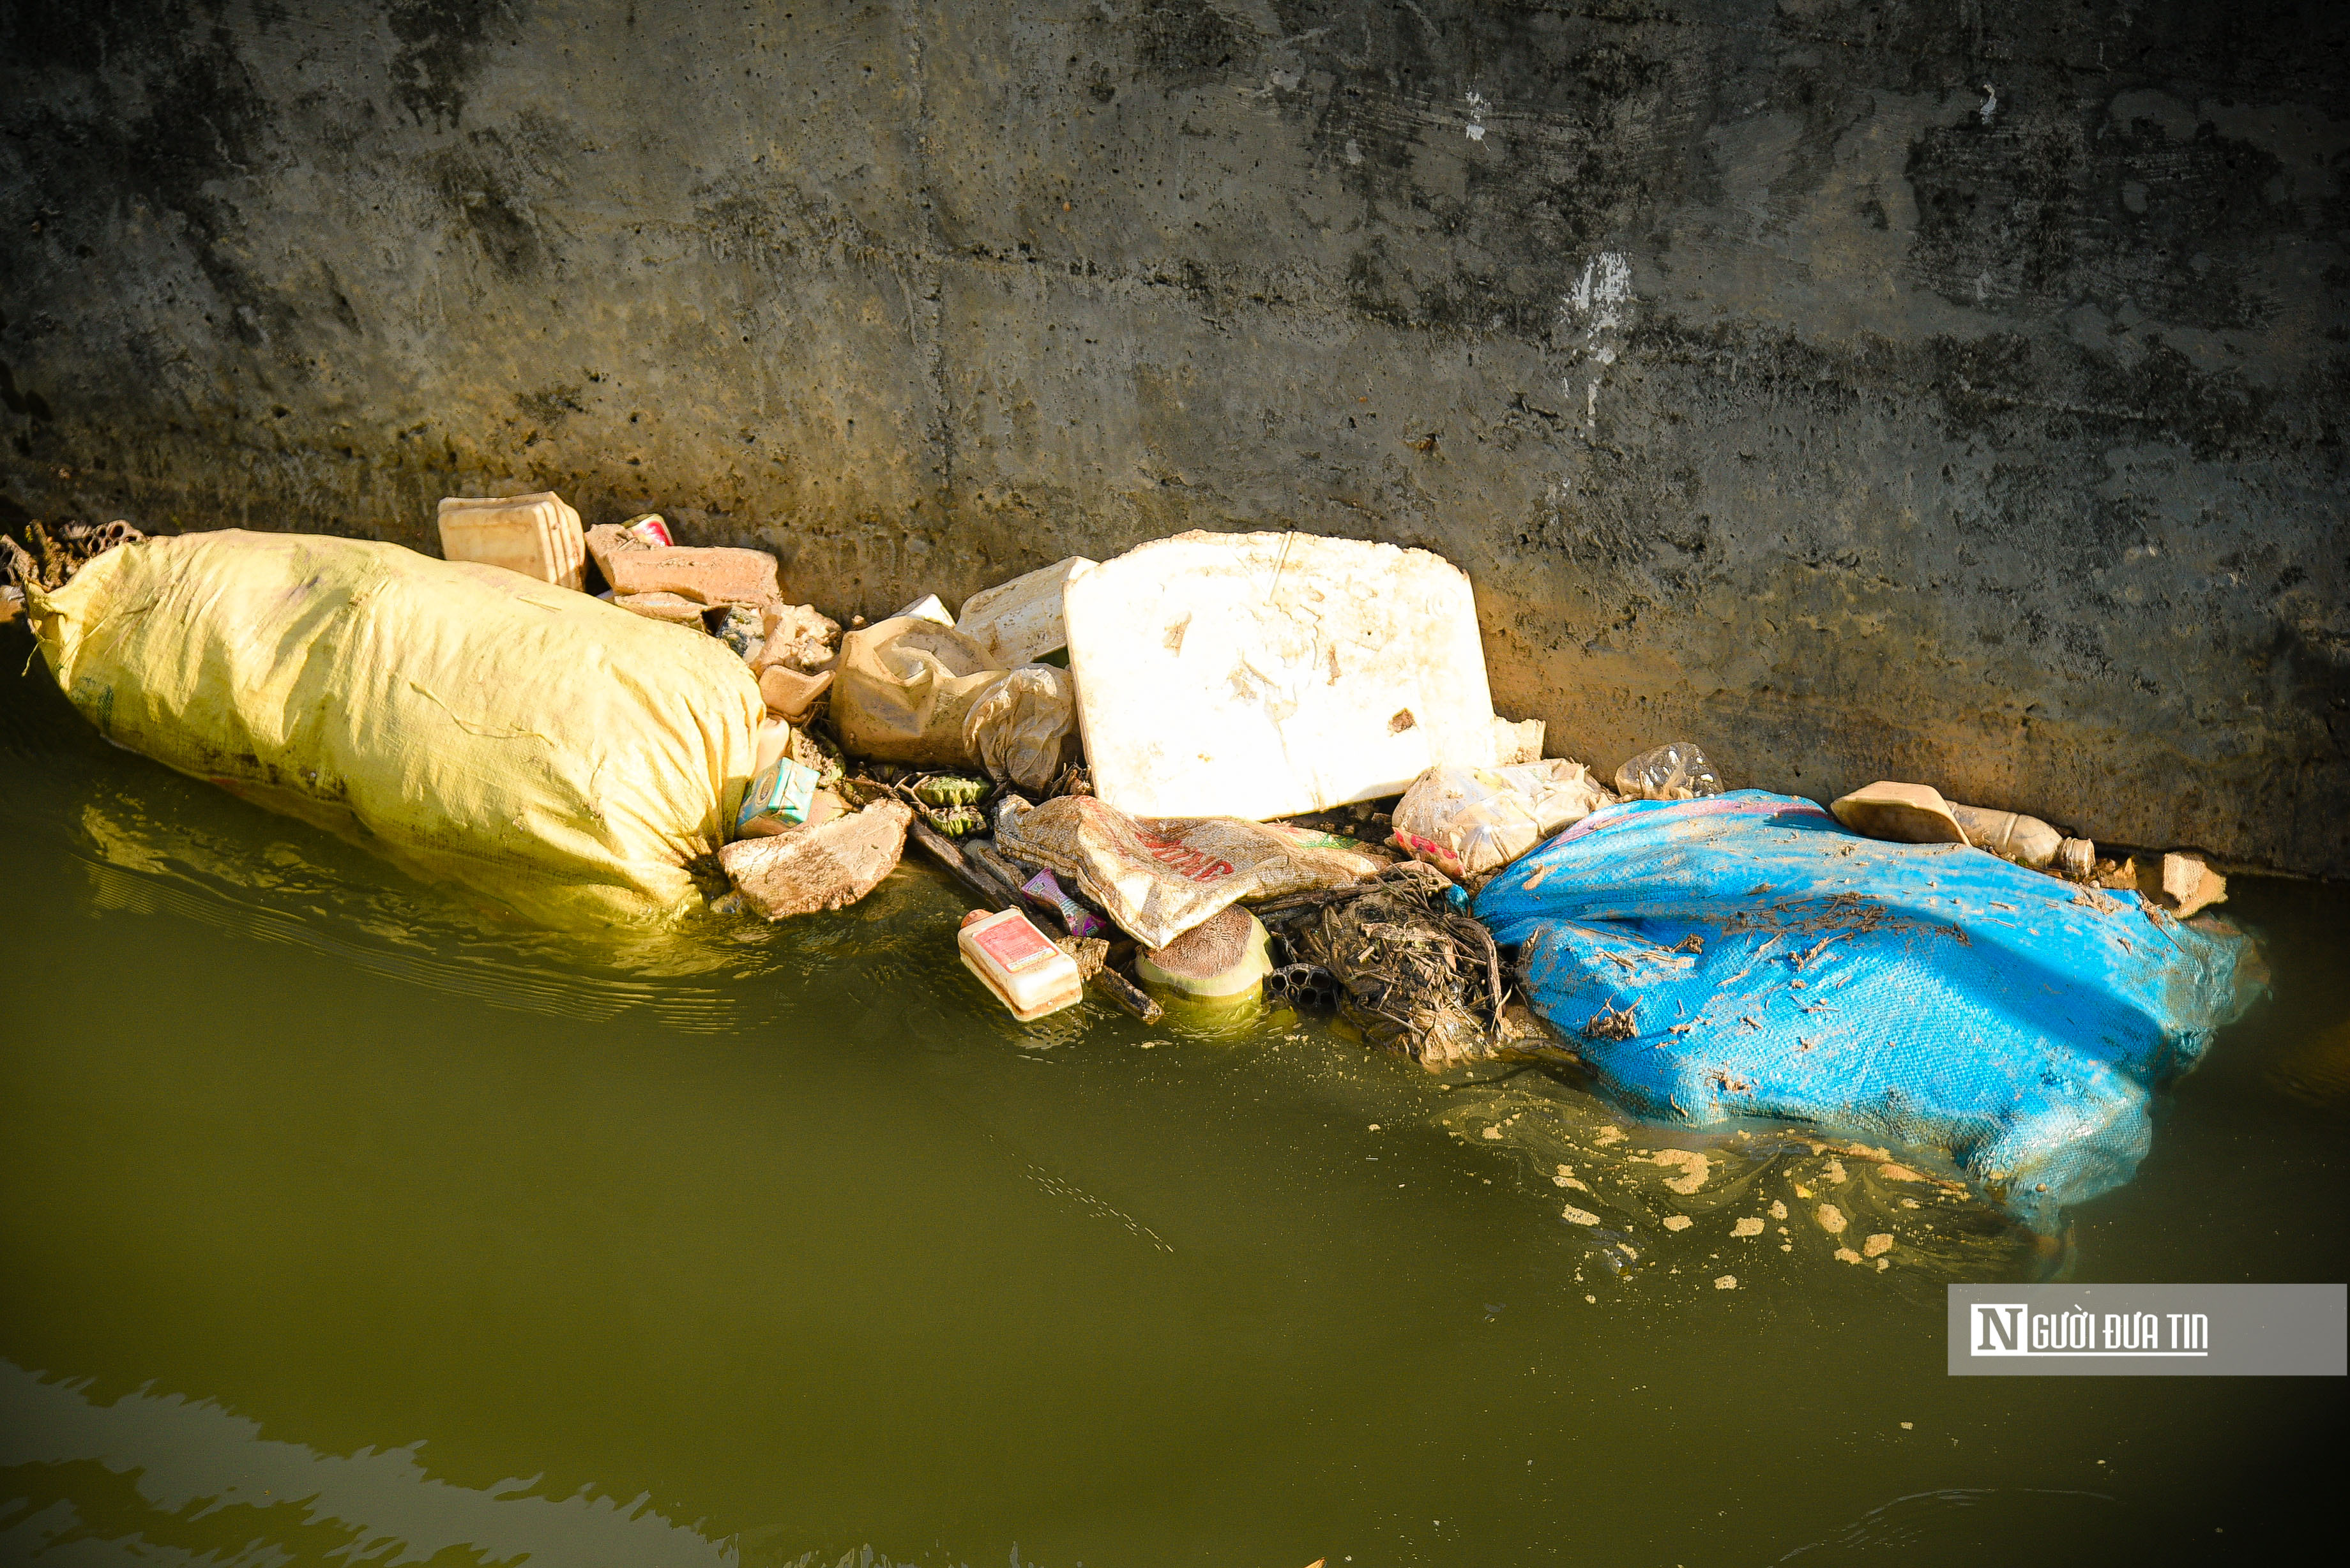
{"left": 1473, "top": 792, "right": 2261, "bottom": 1228}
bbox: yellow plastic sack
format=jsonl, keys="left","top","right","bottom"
{"left": 21, "top": 530, "right": 764, "bottom": 926}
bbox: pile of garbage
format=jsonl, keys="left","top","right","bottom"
{"left": 1, "top": 500, "right": 2261, "bottom": 1226}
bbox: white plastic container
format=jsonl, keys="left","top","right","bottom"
{"left": 958, "top": 908, "right": 1086, "bottom": 1021}
{"left": 891, "top": 593, "right": 956, "bottom": 628}
{"left": 957, "top": 555, "right": 1096, "bottom": 665}
{"left": 754, "top": 714, "right": 794, "bottom": 775}
{"left": 437, "top": 492, "right": 586, "bottom": 591}
{"left": 1063, "top": 531, "right": 1498, "bottom": 820}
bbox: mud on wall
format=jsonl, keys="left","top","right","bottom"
{"left": 1, "top": 1, "right": 2344, "bottom": 873}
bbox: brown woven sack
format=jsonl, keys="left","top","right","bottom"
{"left": 994, "top": 794, "right": 1390, "bottom": 948}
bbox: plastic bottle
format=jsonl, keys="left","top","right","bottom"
{"left": 958, "top": 908, "right": 1086, "bottom": 1021}
{"left": 1612, "top": 741, "right": 1724, "bottom": 801}
{"left": 1948, "top": 803, "right": 2063, "bottom": 868}
{"left": 2056, "top": 837, "right": 2096, "bottom": 878}
{"left": 754, "top": 716, "right": 794, "bottom": 776}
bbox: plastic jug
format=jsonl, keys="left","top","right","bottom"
{"left": 958, "top": 908, "right": 1085, "bottom": 1021}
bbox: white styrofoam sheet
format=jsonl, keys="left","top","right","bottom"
{"left": 1064, "top": 531, "right": 1497, "bottom": 820}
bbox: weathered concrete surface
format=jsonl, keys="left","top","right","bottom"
{"left": 3, "top": 1, "right": 2344, "bottom": 872}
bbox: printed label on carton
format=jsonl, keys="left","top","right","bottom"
{"left": 738, "top": 758, "right": 821, "bottom": 833}
{"left": 973, "top": 916, "right": 1059, "bottom": 973}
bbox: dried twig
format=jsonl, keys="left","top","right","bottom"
{"left": 1582, "top": 1002, "right": 1638, "bottom": 1041}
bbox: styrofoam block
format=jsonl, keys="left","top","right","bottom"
{"left": 1065, "top": 531, "right": 1497, "bottom": 820}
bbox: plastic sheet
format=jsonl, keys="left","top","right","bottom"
{"left": 962, "top": 665, "right": 1079, "bottom": 793}
{"left": 1475, "top": 792, "right": 2261, "bottom": 1228}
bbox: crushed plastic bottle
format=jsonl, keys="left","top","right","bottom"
{"left": 1948, "top": 803, "right": 2063, "bottom": 869}
{"left": 913, "top": 774, "right": 988, "bottom": 808}
{"left": 1612, "top": 741, "right": 1724, "bottom": 801}
{"left": 929, "top": 804, "right": 987, "bottom": 838}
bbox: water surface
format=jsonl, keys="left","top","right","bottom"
{"left": 2, "top": 645, "right": 2342, "bottom": 1567}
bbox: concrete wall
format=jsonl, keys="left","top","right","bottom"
{"left": 3, "top": 1, "right": 2344, "bottom": 873}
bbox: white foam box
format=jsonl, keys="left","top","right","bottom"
{"left": 1063, "top": 531, "right": 1497, "bottom": 820}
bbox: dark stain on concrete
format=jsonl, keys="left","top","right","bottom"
{"left": 386, "top": 0, "right": 499, "bottom": 130}
{"left": 0, "top": 361, "right": 54, "bottom": 423}
{"left": 1906, "top": 113, "right": 2288, "bottom": 329}
{"left": 430, "top": 142, "right": 546, "bottom": 280}
{"left": 1136, "top": 0, "right": 1260, "bottom": 89}
{"left": 514, "top": 384, "right": 586, "bottom": 426}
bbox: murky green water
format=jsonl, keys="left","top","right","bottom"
{"left": 3, "top": 640, "right": 2344, "bottom": 1567}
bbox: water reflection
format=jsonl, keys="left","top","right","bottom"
{"left": 0, "top": 1361, "right": 732, "bottom": 1567}
{"left": 64, "top": 774, "right": 1030, "bottom": 1039}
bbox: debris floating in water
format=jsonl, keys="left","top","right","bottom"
{"left": 1651, "top": 1149, "right": 1711, "bottom": 1195}
{"left": 9, "top": 516, "right": 2264, "bottom": 1241}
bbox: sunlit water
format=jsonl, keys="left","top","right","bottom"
{"left": 3, "top": 632, "right": 2343, "bottom": 1567}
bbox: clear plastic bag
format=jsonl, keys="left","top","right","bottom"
{"left": 962, "top": 664, "right": 1080, "bottom": 793}
{"left": 1611, "top": 741, "right": 1724, "bottom": 801}
{"left": 1391, "top": 761, "right": 1619, "bottom": 879}
{"left": 1390, "top": 765, "right": 1543, "bottom": 880}
{"left": 1494, "top": 759, "right": 1618, "bottom": 834}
